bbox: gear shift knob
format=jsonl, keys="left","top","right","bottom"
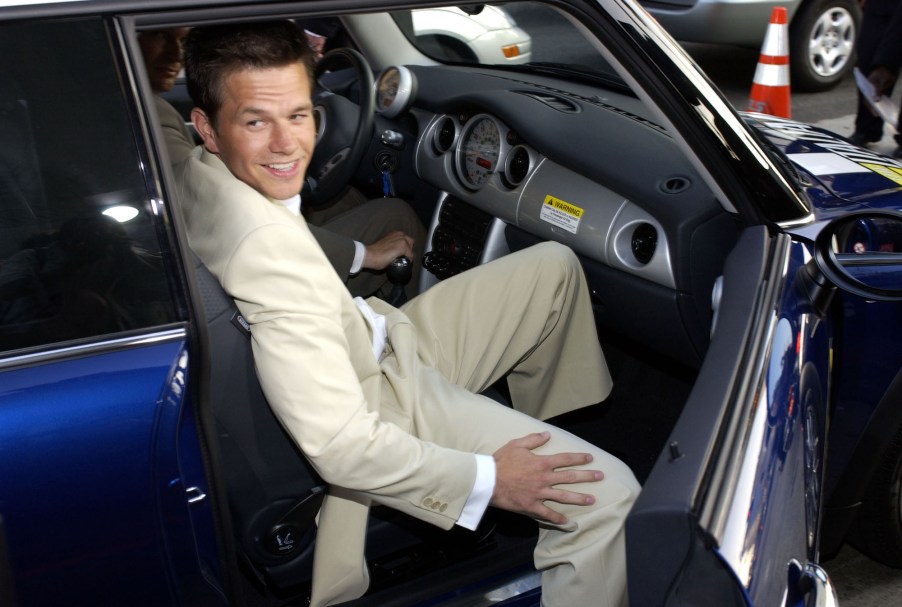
{"left": 386, "top": 256, "right": 412, "bottom": 307}
{"left": 386, "top": 256, "right": 412, "bottom": 286}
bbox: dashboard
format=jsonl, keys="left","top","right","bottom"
{"left": 374, "top": 64, "right": 722, "bottom": 291}
{"left": 370, "top": 63, "right": 731, "bottom": 364}
{"left": 413, "top": 109, "right": 677, "bottom": 289}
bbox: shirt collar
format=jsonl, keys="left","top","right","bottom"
{"left": 276, "top": 194, "right": 301, "bottom": 216}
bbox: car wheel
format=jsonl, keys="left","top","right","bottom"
{"left": 848, "top": 425, "right": 902, "bottom": 567}
{"left": 417, "top": 34, "right": 478, "bottom": 63}
{"left": 789, "top": 0, "right": 860, "bottom": 92}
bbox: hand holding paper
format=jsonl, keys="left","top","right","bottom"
{"left": 855, "top": 67, "right": 900, "bottom": 134}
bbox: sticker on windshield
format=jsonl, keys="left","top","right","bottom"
{"left": 540, "top": 195, "right": 583, "bottom": 234}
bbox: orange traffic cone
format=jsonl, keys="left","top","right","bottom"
{"left": 747, "top": 6, "right": 791, "bottom": 118}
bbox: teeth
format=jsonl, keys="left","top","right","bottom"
{"left": 268, "top": 162, "right": 295, "bottom": 171}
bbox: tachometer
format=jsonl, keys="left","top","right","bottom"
{"left": 375, "top": 65, "right": 415, "bottom": 118}
{"left": 458, "top": 116, "right": 501, "bottom": 190}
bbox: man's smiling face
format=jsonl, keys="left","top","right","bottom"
{"left": 193, "top": 63, "right": 316, "bottom": 201}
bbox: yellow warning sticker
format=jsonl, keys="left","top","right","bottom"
{"left": 861, "top": 163, "right": 902, "bottom": 186}
{"left": 540, "top": 195, "right": 584, "bottom": 234}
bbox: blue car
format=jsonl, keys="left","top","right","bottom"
{"left": 1, "top": 1, "right": 901, "bottom": 606}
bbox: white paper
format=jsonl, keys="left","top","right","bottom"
{"left": 854, "top": 67, "right": 899, "bottom": 134}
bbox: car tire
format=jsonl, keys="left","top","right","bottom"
{"left": 418, "top": 34, "right": 478, "bottom": 63}
{"left": 789, "top": 0, "right": 860, "bottom": 92}
{"left": 848, "top": 425, "right": 902, "bottom": 567}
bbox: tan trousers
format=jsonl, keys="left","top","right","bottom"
{"left": 395, "top": 242, "right": 640, "bottom": 606}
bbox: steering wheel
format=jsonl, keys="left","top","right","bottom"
{"left": 302, "top": 48, "right": 375, "bottom": 208}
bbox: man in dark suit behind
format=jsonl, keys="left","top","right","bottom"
{"left": 849, "top": 0, "right": 902, "bottom": 158}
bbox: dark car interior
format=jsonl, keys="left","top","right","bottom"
{"left": 146, "top": 6, "right": 747, "bottom": 606}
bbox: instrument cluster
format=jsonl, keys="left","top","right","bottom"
{"left": 430, "top": 113, "right": 535, "bottom": 191}
{"left": 375, "top": 65, "right": 536, "bottom": 193}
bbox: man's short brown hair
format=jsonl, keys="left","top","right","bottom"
{"left": 184, "top": 20, "right": 316, "bottom": 126}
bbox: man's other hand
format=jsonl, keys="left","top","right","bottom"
{"left": 362, "top": 231, "right": 415, "bottom": 271}
{"left": 868, "top": 65, "right": 897, "bottom": 98}
{"left": 491, "top": 431, "right": 603, "bottom": 525}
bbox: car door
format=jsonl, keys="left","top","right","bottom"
{"left": 626, "top": 225, "right": 833, "bottom": 606}
{"left": 0, "top": 16, "right": 224, "bottom": 606}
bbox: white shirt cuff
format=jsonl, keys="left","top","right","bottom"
{"left": 456, "top": 454, "right": 495, "bottom": 530}
{"left": 349, "top": 241, "right": 365, "bottom": 274}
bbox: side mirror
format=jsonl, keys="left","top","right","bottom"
{"left": 813, "top": 210, "right": 902, "bottom": 302}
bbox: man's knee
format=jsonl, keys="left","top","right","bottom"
{"left": 564, "top": 470, "right": 638, "bottom": 548}
{"left": 560, "top": 443, "right": 639, "bottom": 525}
{"left": 525, "top": 241, "right": 584, "bottom": 289}
{"left": 366, "top": 199, "right": 426, "bottom": 254}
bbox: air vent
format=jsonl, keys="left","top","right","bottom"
{"left": 659, "top": 176, "right": 691, "bottom": 194}
{"left": 504, "top": 145, "right": 531, "bottom": 186}
{"left": 515, "top": 91, "right": 581, "bottom": 113}
{"left": 631, "top": 223, "right": 658, "bottom": 265}
{"left": 432, "top": 116, "right": 457, "bottom": 153}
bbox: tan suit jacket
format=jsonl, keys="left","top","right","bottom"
{"left": 175, "top": 148, "right": 618, "bottom": 605}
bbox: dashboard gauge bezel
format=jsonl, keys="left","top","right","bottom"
{"left": 432, "top": 115, "right": 459, "bottom": 154}
{"left": 375, "top": 65, "right": 416, "bottom": 118}
{"left": 455, "top": 114, "right": 512, "bottom": 191}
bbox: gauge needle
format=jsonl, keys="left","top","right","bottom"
{"left": 476, "top": 157, "right": 492, "bottom": 169}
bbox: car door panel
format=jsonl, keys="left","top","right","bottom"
{"left": 0, "top": 338, "right": 194, "bottom": 604}
{"left": 0, "top": 15, "right": 224, "bottom": 606}
{"left": 627, "top": 226, "right": 831, "bottom": 605}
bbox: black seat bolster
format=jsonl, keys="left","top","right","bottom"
{"left": 194, "top": 256, "right": 324, "bottom": 586}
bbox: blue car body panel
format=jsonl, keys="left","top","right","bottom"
{"left": 0, "top": 338, "right": 219, "bottom": 605}
{"left": 744, "top": 111, "right": 902, "bottom": 546}
{"left": 713, "top": 240, "right": 831, "bottom": 606}
{"left": 743, "top": 114, "right": 902, "bottom": 216}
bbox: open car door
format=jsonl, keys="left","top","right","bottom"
{"left": 627, "top": 226, "right": 834, "bottom": 606}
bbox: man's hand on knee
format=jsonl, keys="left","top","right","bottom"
{"left": 491, "top": 431, "right": 603, "bottom": 525}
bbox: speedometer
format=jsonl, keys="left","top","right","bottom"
{"left": 458, "top": 117, "right": 501, "bottom": 189}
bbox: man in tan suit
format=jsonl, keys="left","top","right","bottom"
{"left": 174, "top": 21, "right": 639, "bottom": 607}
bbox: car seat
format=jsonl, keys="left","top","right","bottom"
{"left": 192, "top": 255, "right": 497, "bottom": 598}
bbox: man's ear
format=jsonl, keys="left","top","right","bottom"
{"left": 191, "top": 107, "right": 219, "bottom": 154}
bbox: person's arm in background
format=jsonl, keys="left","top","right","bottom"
{"left": 867, "top": 0, "right": 902, "bottom": 97}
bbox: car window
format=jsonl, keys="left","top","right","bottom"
{"left": 391, "top": 3, "right": 622, "bottom": 83}
{"left": 0, "top": 18, "right": 179, "bottom": 353}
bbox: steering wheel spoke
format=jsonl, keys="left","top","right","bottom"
{"left": 312, "top": 148, "right": 351, "bottom": 182}
{"left": 302, "top": 48, "right": 375, "bottom": 207}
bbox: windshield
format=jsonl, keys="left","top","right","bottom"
{"left": 391, "top": 3, "right": 622, "bottom": 83}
